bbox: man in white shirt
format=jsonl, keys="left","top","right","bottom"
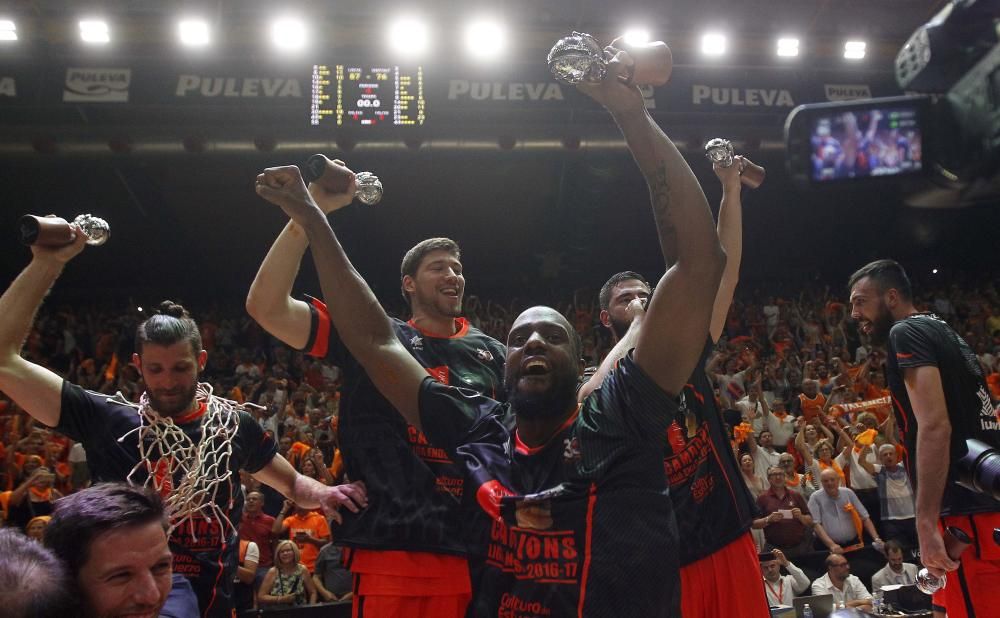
{"left": 871, "top": 540, "right": 919, "bottom": 591}
{"left": 811, "top": 553, "right": 873, "bottom": 611}
{"left": 760, "top": 549, "right": 809, "bottom": 606}
{"left": 747, "top": 428, "right": 782, "bottom": 481}
{"left": 764, "top": 398, "right": 797, "bottom": 447}
{"left": 857, "top": 443, "right": 917, "bottom": 549}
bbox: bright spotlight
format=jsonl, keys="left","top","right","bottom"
{"left": 79, "top": 19, "right": 110, "bottom": 44}
{"left": 622, "top": 28, "right": 650, "bottom": 46}
{"left": 388, "top": 16, "right": 430, "bottom": 56}
{"left": 776, "top": 37, "right": 799, "bottom": 57}
{"left": 844, "top": 40, "right": 866, "bottom": 60}
{"left": 0, "top": 20, "right": 17, "bottom": 42}
{"left": 271, "top": 17, "right": 307, "bottom": 51}
{"left": 701, "top": 32, "right": 727, "bottom": 56}
{"left": 464, "top": 19, "right": 506, "bottom": 60}
{"left": 178, "top": 19, "right": 210, "bottom": 47}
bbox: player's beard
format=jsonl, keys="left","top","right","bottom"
{"left": 148, "top": 381, "right": 199, "bottom": 417}
{"left": 869, "top": 300, "right": 894, "bottom": 346}
{"left": 609, "top": 314, "right": 631, "bottom": 341}
{"left": 505, "top": 368, "right": 579, "bottom": 421}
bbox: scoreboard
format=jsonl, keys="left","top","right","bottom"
{"left": 310, "top": 64, "right": 426, "bottom": 127}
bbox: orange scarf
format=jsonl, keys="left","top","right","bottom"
{"left": 29, "top": 486, "right": 52, "bottom": 501}
{"left": 843, "top": 502, "right": 864, "bottom": 549}
{"left": 818, "top": 459, "right": 846, "bottom": 485}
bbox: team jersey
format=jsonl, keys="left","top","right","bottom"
{"left": 666, "top": 342, "right": 759, "bottom": 565}
{"left": 886, "top": 313, "right": 1000, "bottom": 516}
{"left": 57, "top": 382, "right": 277, "bottom": 618}
{"left": 419, "top": 352, "right": 679, "bottom": 618}
{"left": 303, "top": 296, "right": 506, "bottom": 555}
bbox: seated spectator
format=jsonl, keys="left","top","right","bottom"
{"left": 273, "top": 500, "right": 330, "bottom": 574}
{"left": 809, "top": 469, "right": 882, "bottom": 553}
{"left": 8, "top": 466, "right": 62, "bottom": 531}
{"left": 870, "top": 540, "right": 918, "bottom": 591}
{"left": 258, "top": 539, "right": 318, "bottom": 608}
{"left": 760, "top": 548, "right": 810, "bottom": 606}
{"left": 0, "top": 528, "right": 76, "bottom": 617}
{"left": 811, "top": 553, "right": 873, "bottom": 611}
{"left": 44, "top": 483, "right": 189, "bottom": 618}
{"left": 24, "top": 514, "right": 50, "bottom": 542}
{"left": 314, "top": 539, "right": 353, "bottom": 603}
{"left": 857, "top": 443, "right": 917, "bottom": 549}
{"left": 754, "top": 467, "right": 814, "bottom": 558}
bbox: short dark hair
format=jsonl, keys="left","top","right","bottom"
{"left": 44, "top": 483, "right": 167, "bottom": 578}
{"left": 0, "top": 528, "right": 77, "bottom": 617}
{"left": 884, "top": 539, "right": 904, "bottom": 555}
{"left": 135, "top": 301, "right": 202, "bottom": 355}
{"left": 599, "top": 271, "right": 650, "bottom": 311}
{"left": 399, "top": 238, "right": 461, "bottom": 307}
{"left": 847, "top": 259, "right": 912, "bottom": 301}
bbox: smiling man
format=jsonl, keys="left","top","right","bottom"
{"left": 254, "top": 40, "right": 724, "bottom": 616}
{"left": 44, "top": 483, "right": 177, "bottom": 618}
{"left": 247, "top": 174, "right": 506, "bottom": 617}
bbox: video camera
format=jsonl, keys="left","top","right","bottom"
{"left": 785, "top": 0, "right": 1000, "bottom": 207}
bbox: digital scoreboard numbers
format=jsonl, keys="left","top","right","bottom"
{"left": 310, "top": 64, "right": 425, "bottom": 127}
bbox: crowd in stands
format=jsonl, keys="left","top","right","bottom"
{"left": 1, "top": 276, "right": 998, "bottom": 612}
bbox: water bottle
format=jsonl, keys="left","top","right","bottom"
{"left": 802, "top": 603, "right": 813, "bottom": 618}
{"left": 872, "top": 589, "right": 884, "bottom": 614}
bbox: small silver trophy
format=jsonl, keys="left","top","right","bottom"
{"left": 353, "top": 172, "right": 383, "bottom": 206}
{"left": 302, "top": 154, "right": 383, "bottom": 206}
{"left": 704, "top": 138, "right": 766, "bottom": 189}
{"left": 547, "top": 31, "right": 608, "bottom": 85}
{"left": 18, "top": 213, "right": 110, "bottom": 247}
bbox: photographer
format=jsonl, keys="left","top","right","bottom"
{"left": 848, "top": 259, "right": 1000, "bottom": 618}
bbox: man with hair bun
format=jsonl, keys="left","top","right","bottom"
{"left": 0, "top": 230, "right": 367, "bottom": 618}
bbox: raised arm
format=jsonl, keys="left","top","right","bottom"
{"left": 246, "top": 160, "right": 357, "bottom": 349}
{"left": 0, "top": 228, "right": 89, "bottom": 428}
{"left": 577, "top": 300, "right": 645, "bottom": 402}
{"left": 577, "top": 47, "right": 725, "bottom": 396}
{"left": 709, "top": 158, "right": 744, "bottom": 342}
{"left": 255, "top": 166, "right": 430, "bottom": 429}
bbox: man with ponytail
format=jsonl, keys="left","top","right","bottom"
{"left": 0, "top": 229, "right": 367, "bottom": 618}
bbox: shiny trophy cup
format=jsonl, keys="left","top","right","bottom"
{"left": 19, "top": 214, "right": 110, "bottom": 247}
{"left": 915, "top": 526, "right": 972, "bottom": 594}
{"left": 704, "top": 139, "right": 766, "bottom": 189}
{"left": 548, "top": 31, "right": 672, "bottom": 86}
{"left": 302, "top": 154, "right": 383, "bottom": 206}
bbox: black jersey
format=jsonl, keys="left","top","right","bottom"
{"left": 57, "top": 382, "right": 277, "bottom": 618}
{"left": 304, "top": 297, "right": 506, "bottom": 555}
{"left": 419, "top": 353, "right": 679, "bottom": 618}
{"left": 666, "top": 342, "right": 758, "bottom": 565}
{"left": 886, "top": 313, "right": 1000, "bottom": 516}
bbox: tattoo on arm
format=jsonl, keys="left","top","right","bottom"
{"left": 650, "top": 165, "right": 678, "bottom": 266}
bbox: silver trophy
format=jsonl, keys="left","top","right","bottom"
{"left": 73, "top": 214, "right": 110, "bottom": 245}
{"left": 547, "top": 31, "right": 608, "bottom": 85}
{"left": 18, "top": 213, "right": 110, "bottom": 247}
{"left": 354, "top": 172, "right": 383, "bottom": 206}
{"left": 704, "top": 138, "right": 766, "bottom": 189}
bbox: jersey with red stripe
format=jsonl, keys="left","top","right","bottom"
{"left": 419, "top": 353, "right": 679, "bottom": 618}
{"left": 666, "top": 342, "right": 758, "bottom": 565}
{"left": 886, "top": 313, "right": 999, "bottom": 516}
{"left": 303, "top": 296, "right": 506, "bottom": 555}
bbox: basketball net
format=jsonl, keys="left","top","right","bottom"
{"left": 118, "top": 383, "right": 251, "bottom": 540}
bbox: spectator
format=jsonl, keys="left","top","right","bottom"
{"left": 239, "top": 490, "right": 276, "bottom": 571}
{"left": 747, "top": 428, "right": 782, "bottom": 481}
{"left": 234, "top": 538, "right": 260, "bottom": 613}
{"left": 871, "top": 540, "right": 918, "bottom": 591}
{"left": 0, "top": 528, "right": 76, "bottom": 617}
{"left": 811, "top": 553, "right": 874, "bottom": 611}
{"left": 809, "top": 468, "right": 882, "bottom": 553}
{"left": 753, "top": 467, "right": 814, "bottom": 558}
{"left": 777, "top": 453, "right": 811, "bottom": 497}
{"left": 762, "top": 398, "right": 797, "bottom": 447}
{"left": 760, "top": 548, "right": 810, "bottom": 606}
{"left": 740, "top": 452, "right": 766, "bottom": 498}
{"left": 24, "top": 514, "right": 50, "bottom": 542}
{"left": 44, "top": 483, "right": 188, "bottom": 618}
{"left": 258, "top": 539, "right": 318, "bottom": 608}
{"left": 273, "top": 500, "right": 330, "bottom": 574}
{"left": 7, "top": 466, "right": 62, "bottom": 532}
{"left": 857, "top": 443, "right": 918, "bottom": 549}
{"left": 314, "top": 539, "right": 353, "bottom": 603}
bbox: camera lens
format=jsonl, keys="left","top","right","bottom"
{"left": 956, "top": 439, "right": 1000, "bottom": 501}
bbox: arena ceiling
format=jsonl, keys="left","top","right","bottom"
{"left": 0, "top": 0, "right": 996, "bottom": 305}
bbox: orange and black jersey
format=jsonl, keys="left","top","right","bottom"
{"left": 666, "top": 342, "right": 759, "bottom": 565}
{"left": 887, "top": 313, "right": 999, "bottom": 517}
{"left": 419, "top": 353, "right": 680, "bottom": 618}
{"left": 303, "top": 296, "right": 506, "bottom": 556}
